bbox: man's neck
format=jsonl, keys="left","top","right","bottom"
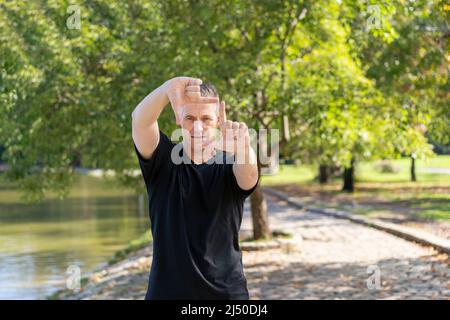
{"left": 182, "top": 143, "right": 214, "bottom": 164}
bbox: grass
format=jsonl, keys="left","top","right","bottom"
{"left": 263, "top": 155, "right": 450, "bottom": 222}
{"left": 356, "top": 156, "right": 450, "bottom": 183}
{"left": 108, "top": 230, "right": 152, "bottom": 265}
{"left": 262, "top": 163, "right": 315, "bottom": 186}
{"left": 262, "top": 156, "right": 450, "bottom": 186}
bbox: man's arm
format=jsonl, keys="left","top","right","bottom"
{"left": 216, "top": 101, "right": 259, "bottom": 191}
{"left": 131, "top": 81, "right": 170, "bottom": 160}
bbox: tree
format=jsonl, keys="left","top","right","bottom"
{"left": 1, "top": 0, "right": 447, "bottom": 232}
{"left": 0, "top": 1, "right": 170, "bottom": 201}
{"left": 155, "top": 0, "right": 383, "bottom": 234}
{"left": 342, "top": 0, "right": 449, "bottom": 182}
{"left": 277, "top": 0, "right": 399, "bottom": 192}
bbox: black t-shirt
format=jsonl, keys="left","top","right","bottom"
{"left": 134, "top": 130, "right": 258, "bottom": 300}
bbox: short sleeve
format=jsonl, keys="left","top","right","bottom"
{"left": 134, "top": 130, "right": 174, "bottom": 187}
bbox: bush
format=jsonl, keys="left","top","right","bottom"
{"left": 374, "top": 160, "right": 400, "bottom": 173}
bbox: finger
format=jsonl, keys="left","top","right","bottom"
{"left": 221, "top": 120, "right": 233, "bottom": 132}
{"left": 187, "top": 78, "right": 202, "bottom": 86}
{"left": 197, "top": 96, "right": 219, "bottom": 104}
{"left": 238, "top": 123, "right": 247, "bottom": 139}
{"left": 244, "top": 131, "right": 249, "bottom": 146}
{"left": 244, "top": 134, "right": 250, "bottom": 163}
{"left": 238, "top": 122, "right": 247, "bottom": 132}
{"left": 221, "top": 123, "right": 233, "bottom": 152}
{"left": 232, "top": 121, "right": 239, "bottom": 138}
{"left": 219, "top": 101, "right": 227, "bottom": 124}
{"left": 186, "top": 91, "right": 201, "bottom": 99}
{"left": 185, "top": 85, "right": 200, "bottom": 93}
{"left": 186, "top": 96, "right": 218, "bottom": 103}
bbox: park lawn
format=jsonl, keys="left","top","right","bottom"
{"left": 261, "top": 163, "right": 316, "bottom": 186}
{"left": 262, "top": 156, "right": 450, "bottom": 222}
{"left": 356, "top": 156, "right": 450, "bottom": 183}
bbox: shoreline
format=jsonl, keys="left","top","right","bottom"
{"left": 47, "top": 228, "right": 294, "bottom": 300}
{"left": 47, "top": 230, "right": 152, "bottom": 300}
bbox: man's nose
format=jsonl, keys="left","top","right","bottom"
{"left": 193, "top": 121, "right": 204, "bottom": 135}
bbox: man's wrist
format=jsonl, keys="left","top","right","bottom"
{"left": 234, "top": 142, "right": 256, "bottom": 165}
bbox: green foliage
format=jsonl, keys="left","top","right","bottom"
{"left": 0, "top": 0, "right": 447, "bottom": 200}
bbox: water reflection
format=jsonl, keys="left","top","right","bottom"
{"left": 0, "top": 175, "right": 150, "bottom": 300}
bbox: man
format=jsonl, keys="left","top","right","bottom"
{"left": 131, "top": 76, "right": 259, "bottom": 300}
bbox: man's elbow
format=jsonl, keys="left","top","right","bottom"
{"left": 131, "top": 110, "right": 141, "bottom": 129}
{"left": 242, "top": 174, "right": 258, "bottom": 191}
{"left": 248, "top": 167, "right": 259, "bottom": 187}
{"left": 235, "top": 165, "right": 259, "bottom": 190}
{"left": 131, "top": 110, "right": 137, "bottom": 121}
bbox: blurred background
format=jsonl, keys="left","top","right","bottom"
{"left": 0, "top": 0, "right": 448, "bottom": 299}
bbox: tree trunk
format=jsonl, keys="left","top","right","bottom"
{"left": 410, "top": 155, "right": 417, "bottom": 182}
{"left": 250, "top": 182, "right": 271, "bottom": 240}
{"left": 342, "top": 159, "right": 355, "bottom": 192}
{"left": 251, "top": 59, "right": 272, "bottom": 241}
{"left": 319, "top": 165, "right": 328, "bottom": 184}
{"left": 250, "top": 163, "right": 271, "bottom": 240}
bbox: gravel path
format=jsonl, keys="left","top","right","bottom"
{"left": 56, "top": 193, "right": 449, "bottom": 300}
{"left": 241, "top": 194, "right": 449, "bottom": 299}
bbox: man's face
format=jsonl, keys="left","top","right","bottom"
{"left": 180, "top": 102, "right": 219, "bottom": 151}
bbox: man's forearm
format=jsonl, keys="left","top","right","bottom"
{"left": 232, "top": 145, "right": 259, "bottom": 190}
{"left": 131, "top": 81, "right": 169, "bottom": 128}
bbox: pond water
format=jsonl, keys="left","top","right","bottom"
{"left": 0, "top": 175, "right": 150, "bottom": 299}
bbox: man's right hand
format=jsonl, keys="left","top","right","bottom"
{"left": 165, "top": 77, "right": 219, "bottom": 124}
